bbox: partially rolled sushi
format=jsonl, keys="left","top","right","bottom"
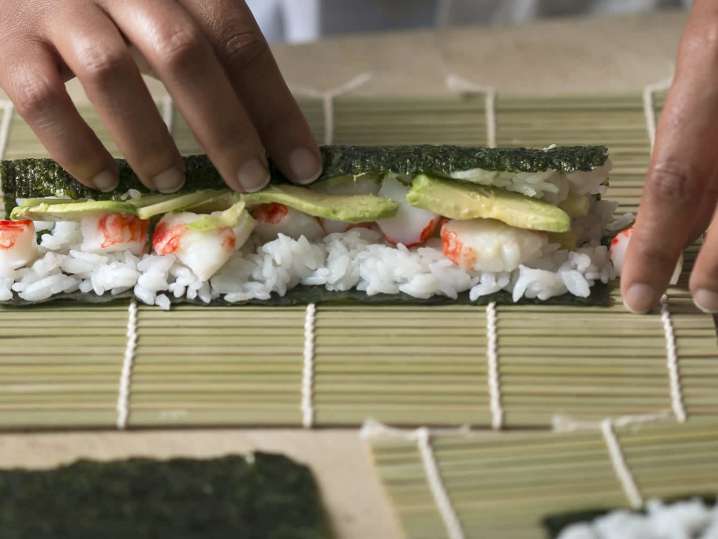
{"left": 0, "top": 145, "right": 621, "bottom": 308}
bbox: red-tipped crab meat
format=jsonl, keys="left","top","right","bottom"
{"left": 153, "top": 211, "right": 254, "bottom": 281}
{"left": 81, "top": 214, "right": 149, "bottom": 256}
{"left": 441, "top": 218, "right": 548, "bottom": 273}
{"left": 251, "top": 203, "right": 324, "bottom": 243}
{"left": 376, "top": 176, "right": 440, "bottom": 247}
{"left": 610, "top": 225, "right": 683, "bottom": 284}
{"left": 0, "top": 220, "right": 39, "bottom": 275}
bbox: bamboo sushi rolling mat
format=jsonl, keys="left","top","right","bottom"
{"left": 364, "top": 418, "right": 718, "bottom": 539}
{"left": 0, "top": 10, "right": 716, "bottom": 539}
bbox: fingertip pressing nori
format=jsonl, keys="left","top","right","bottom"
{"left": 542, "top": 495, "right": 718, "bottom": 538}
{"left": 0, "top": 452, "right": 332, "bottom": 539}
{"left": 1, "top": 146, "right": 609, "bottom": 215}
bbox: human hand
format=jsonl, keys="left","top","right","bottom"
{"left": 0, "top": 0, "right": 320, "bottom": 193}
{"left": 622, "top": 0, "right": 718, "bottom": 315}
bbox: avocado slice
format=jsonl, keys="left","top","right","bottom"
{"left": 242, "top": 184, "right": 398, "bottom": 223}
{"left": 558, "top": 192, "right": 590, "bottom": 218}
{"left": 10, "top": 200, "right": 137, "bottom": 221}
{"left": 406, "top": 174, "right": 570, "bottom": 233}
{"left": 186, "top": 201, "right": 250, "bottom": 232}
{"left": 548, "top": 230, "right": 578, "bottom": 250}
{"left": 136, "top": 190, "right": 227, "bottom": 220}
{"left": 312, "top": 174, "right": 381, "bottom": 195}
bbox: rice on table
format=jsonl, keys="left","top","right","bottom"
{"left": 0, "top": 145, "right": 629, "bottom": 309}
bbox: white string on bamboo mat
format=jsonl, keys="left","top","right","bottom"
{"left": 0, "top": 100, "right": 14, "bottom": 161}
{"left": 159, "top": 95, "right": 174, "bottom": 131}
{"left": 661, "top": 295, "right": 686, "bottom": 422}
{"left": 642, "top": 78, "right": 672, "bottom": 148}
{"left": 292, "top": 73, "right": 373, "bottom": 145}
{"left": 485, "top": 302, "right": 503, "bottom": 430}
{"left": 359, "top": 420, "right": 472, "bottom": 441}
{"left": 416, "top": 428, "right": 466, "bottom": 539}
{"left": 445, "top": 75, "right": 497, "bottom": 148}
{"left": 359, "top": 423, "right": 467, "bottom": 539}
{"left": 641, "top": 78, "right": 688, "bottom": 423}
{"left": 601, "top": 419, "right": 643, "bottom": 509}
{"left": 116, "top": 300, "right": 138, "bottom": 430}
{"left": 301, "top": 303, "right": 317, "bottom": 428}
{"left": 552, "top": 412, "right": 673, "bottom": 433}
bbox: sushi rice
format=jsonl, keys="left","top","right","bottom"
{"left": 0, "top": 200, "right": 617, "bottom": 310}
{"left": 557, "top": 498, "right": 718, "bottom": 539}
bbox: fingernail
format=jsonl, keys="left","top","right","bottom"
{"left": 289, "top": 147, "right": 322, "bottom": 184}
{"left": 93, "top": 170, "right": 118, "bottom": 192}
{"left": 238, "top": 159, "right": 270, "bottom": 192}
{"left": 623, "top": 283, "right": 659, "bottom": 314}
{"left": 153, "top": 167, "right": 185, "bottom": 194}
{"left": 693, "top": 289, "right": 718, "bottom": 314}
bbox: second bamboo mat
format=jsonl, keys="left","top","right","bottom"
{"left": 365, "top": 418, "right": 718, "bottom": 539}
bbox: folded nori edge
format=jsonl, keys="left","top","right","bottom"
{"left": 0, "top": 452, "right": 332, "bottom": 539}
{"left": 1, "top": 282, "right": 611, "bottom": 308}
{"left": 0, "top": 145, "right": 609, "bottom": 216}
{"left": 542, "top": 495, "right": 717, "bottom": 538}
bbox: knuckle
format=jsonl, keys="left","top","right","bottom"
{"left": 153, "top": 24, "right": 205, "bottom": 69}
{"left": 646, "top": 162, "right": 703, "bottom": 205}
{"left": 11, "top": 71, "right": 61, "bottom": 118}
{"left": 75, "top": 41, "right": 129, "bottom": 82}
{"left": 219, "top": 24, "right": 269, "bottom": 69}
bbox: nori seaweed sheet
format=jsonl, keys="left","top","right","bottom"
{"left": 1, "top": 282, "right": 611, "bottom": 308}
{"left": 542, "top": 495, "right": 717, "bottom": 538}
{"left": 0, "top": 145, "right": 608, "bottom": 216}
{"left": 0, "top": 452, "right": 332, "bottom": 539}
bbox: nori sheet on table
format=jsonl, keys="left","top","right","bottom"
{"left": 0, "top": 145, "right": 609, "bottom": 215}
{"left": 1, "top": 282, "right": 611, "bottom": 308}
{"left": 542, "top": 495, "right": 717, "bottom": 537}
{"left": 0, "top": 452, "right": 332, "bottom": 539}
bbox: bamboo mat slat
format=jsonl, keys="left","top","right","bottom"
{"left": 367, "top": 419, "right": 718, "bottom": 539}
{"left": 0, "top": 93, "right": 714, "bottom": 431}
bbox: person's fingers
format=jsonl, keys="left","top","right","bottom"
{"left": 690, "top": 209, "right": 718, "bottom": 313}
{"left": 101, "top": 0, "right": 269, "bottom": 193}
{"left": 179, "top": 0, "right": 321, "bottom": 184}
{"left": 621, "top": 0, "right": 718, "bottom": 313}
{"left": 47, "top": 6, "right": 185, "bottom": 192}
{"left": 0, "top": 41, "right": 117, "bottom": 191}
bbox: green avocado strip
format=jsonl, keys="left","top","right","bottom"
{"left": 407, "top": 174, "right": 571, "bottom": 233}
{"left": 135, "top": 190, "right": 226, "bottom": 220}
{"left": 10, "top": 200, "right": 137, "bottom": 221}
{"left": 0, "top": 145, "right": 608, "bottom": 216}
{"left": 242, "top": 184, "right": 399, "bottom": 223}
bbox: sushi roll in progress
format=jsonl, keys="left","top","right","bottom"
{"left": 0, "top": 145, "right": 621, "bottom": 307}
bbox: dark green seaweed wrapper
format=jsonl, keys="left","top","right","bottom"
{"left": 1, "top": 283, "right": 612, "bottom": 308}
{"left": 542, "top": 495, "right": 717, "bottom": 538}
{"left": 0, "top": 452, "right": 332, "bottom": 539}
{"left": 0, "top": 145, "right": 609, "bottom": 215}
